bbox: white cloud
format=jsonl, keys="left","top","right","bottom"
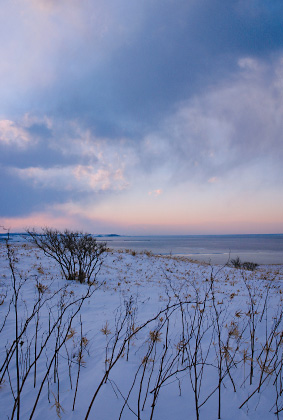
{"left": 238, "top": 57, "right": 263, "bottom": 72}
{"left": 140, "top": 54, "right": 283, "bottom": 184}
{"left": 0, "top": 115, "right": 52, "bottom": 148}
{"left": 0, "top": 120, "right": 31, "bottom": 148}
{"left": 12, "top": 164, "right": 129, "bottom": 192}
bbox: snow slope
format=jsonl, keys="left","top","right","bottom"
{"left": 1, "top": 243, "right": 283, "bottom": 420}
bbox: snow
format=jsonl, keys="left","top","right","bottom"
{"left": 1, "top": 242, "right": 283, "bottom": 420}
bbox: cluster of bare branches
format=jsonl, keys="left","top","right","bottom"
{"left": 26, "top": 228, "right": 106, "bottom": 283}
{"left": 230, "top": 256, "right": 258, "bottom": 271}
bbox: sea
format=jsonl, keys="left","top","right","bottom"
{"left": 2, "top": 233, "right": 282, "bottom": 265}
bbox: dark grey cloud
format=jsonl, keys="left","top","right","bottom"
{"left": 27, "top": 123, "right": 52, "bottom": 139}
{"left": 0, "top": 162, "right": 116, "bottom": 217}
{"left": 26, "top": 0, "right": 283, "bottom": 138}
{"left": 0, "top": 141, "right": 78, "bottom": 169}
{"left": 0, "top": 169, "right": 69, "bottom": 217}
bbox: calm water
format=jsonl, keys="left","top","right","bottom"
{"left": 99, "top": 234, "right": 283, "bottom": 265}
{"left": 1, "top": 233, "right": 283, "bottom": 265}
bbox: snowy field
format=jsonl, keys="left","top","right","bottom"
{"left": 1, "top": 241, "right": 283, "bottom": 420}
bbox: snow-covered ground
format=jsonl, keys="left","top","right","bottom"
{"left": 1, "top": 242, "right": 283, "bottom": 420}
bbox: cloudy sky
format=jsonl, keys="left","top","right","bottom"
{"left": 1, "top": 0, "right": 283, "bottom": 234}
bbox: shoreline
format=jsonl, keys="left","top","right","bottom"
{"left": 1, "top": 241, "right": 282, "bottom": 267}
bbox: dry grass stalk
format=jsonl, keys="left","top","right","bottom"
{"left": 101, "top": 321, "right": 111, "bottom": 336}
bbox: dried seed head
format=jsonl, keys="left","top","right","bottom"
{"left": 36, "top": 283, "right": 48, "bottom": 294}
{"left": 149, "top": 330, "right": 162, "bottom": 343}
{"left": 66, "top": 328, "right": 76, "bottom": 340}
{"left": 101, "top": 321, "right": 111, "bottom": 336}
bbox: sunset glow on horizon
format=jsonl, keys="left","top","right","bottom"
{"left": 1, "top": 1, "right": 283, "bottom": 235}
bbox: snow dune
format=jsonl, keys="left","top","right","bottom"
{"left": 0, "top": 243, "right": 283, "bottom": 420}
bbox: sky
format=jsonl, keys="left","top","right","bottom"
{"left": 1, "top": 0, "right": 283, "bottom": 235}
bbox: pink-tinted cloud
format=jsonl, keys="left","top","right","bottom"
{"left": 208, "top": 177, "right": 218, "bottom": 184}
{"left": 1, "top": 212, "right": 77, "bottom": 232}
{"left": 11, "top": 164, "right": 128, "bottom": 193}
{"left": 0, "top": 120, "right": 31, "bottom": 148}
{"left": 148, "top": 189, "right": 163, "bottom": 196}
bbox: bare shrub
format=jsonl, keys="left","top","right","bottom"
{"left": 242, "top": 261, "right": 258, "bottom": 271}
{"left": 231, "top": 257, "right": 258, "bottom": 271}
{"left": 26, "top": 228, "right": 106, "bottom": 283}
{"left": 230, "top": 257, "right": 242, "bottom": 269}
